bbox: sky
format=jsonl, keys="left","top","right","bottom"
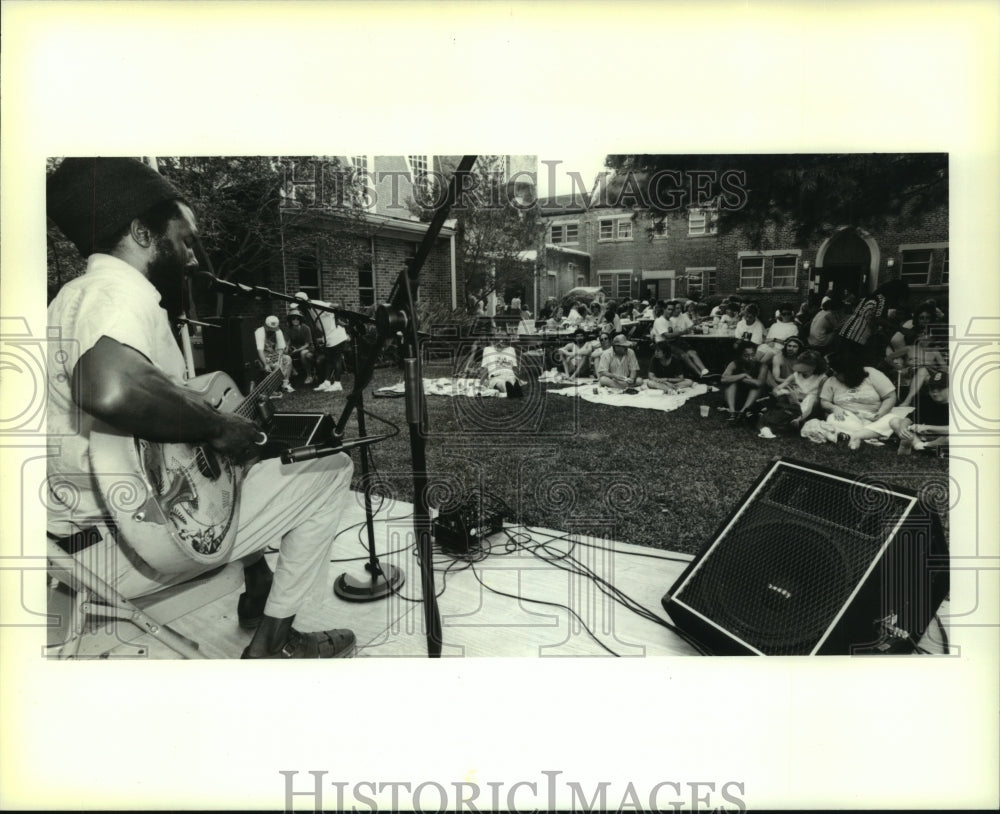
{"left": 535, "top": 150, "right": 612, "bottom": 198}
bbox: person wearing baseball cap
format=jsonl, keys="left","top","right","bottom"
{"left": 46, "top": 158, "right": 357, "bottom": 659}
{"left": 254, "top": 315, "right": 294, "bottom": 395}
{"left": 596, "top": 333, "right": 642, "bottom": 390}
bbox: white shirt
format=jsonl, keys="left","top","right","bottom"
{"left": 481, "top": 345, "right": 518, "bottom": 379}
{"left": 309, "top": 301, "right": 349, "bottom": 347}
{"left": 651, "top": 315, "right": 671, "bottom": 342}
{"left": 254, "top": 326, "right": 286, "bottom": 358}
{"left": 734, "top": 318, "right": 764, "bottom": 345}
{"left": 670, "top": 313, "right": 694, "bottom": 334}
{"left": 47, "top": 254, "right": 187, "bottom": 535}
{"left": 765, "top": 320, "right": 799, "bottom": 347}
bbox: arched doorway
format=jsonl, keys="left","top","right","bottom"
{"left": 815, "top": 227, "right": 880, "bottom": 300}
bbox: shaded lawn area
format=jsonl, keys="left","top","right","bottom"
{"left": 274, "top": 358, "right": 950, "bottom": 556}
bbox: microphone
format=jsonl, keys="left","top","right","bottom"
{"left": 280, "top": 432, "right": 392, "bottom": 464}
{"left": 188, "top": 269, "right": 260, "bottom": 298}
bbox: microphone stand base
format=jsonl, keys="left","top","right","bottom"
{"left": 333, "top": 565, "right": 405, "bottom": 602}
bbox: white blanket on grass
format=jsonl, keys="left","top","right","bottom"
{"left": 545, "top": 379, "right": 714, "bottom": 412}
{"left": 376, "top": 378, "right": 504, "bottom": 398}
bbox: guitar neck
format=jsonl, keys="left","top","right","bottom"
{"left": 234, "top": 368, "right": 284, "bottom": 419}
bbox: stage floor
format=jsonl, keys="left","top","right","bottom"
{"left": 52, "top": 491, "right": 951, "bottom": 659}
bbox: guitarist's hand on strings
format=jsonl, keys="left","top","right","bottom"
{"left": 207, "top": 412, "right": 262, "bottom": 464}
{"left": 73, "top": 336, "right": 262, "bottom": 462}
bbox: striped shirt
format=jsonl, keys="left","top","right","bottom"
{"left": 839, "top": 295, "right": 885, "bottom": 345}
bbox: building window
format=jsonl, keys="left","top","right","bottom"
{"left": 597, "top": 271, "right": 632, "bottom": 299}
{"left": 351, "top": 155, "right": 369, "bottom": 176}
{"left": 649, "top": 215, "right": 669, "bottom": 238}
{"left": 739, "top": 257, "right": 765, "bottom": 289}
{"left": 358, "top": 260, "right": 374, "bottom": 307}
{"left": 941, "top": 248, "right": 949, "bottom": 284}
{"left": 408, "top": 154, "right": 435, "bottom": 198}
{"left": 598, "top": 218, "right": 633, "bottom": 241}
{"left": 688, "top": 207, "right": 718, "bottom": 237}
{"left": 297, "top": 251, "right": 320, "bottom": 299}
{"left": 550, "top": 222, "right": 579, "bottom": 245}
{"left": 771, "top": 256, "right": 798, "bottom": 289}
{"left": 900, "top": 249, "right": 933, "bottom": 286}
{"left": 686, "top": 267, "right": 717, "bottom": 300}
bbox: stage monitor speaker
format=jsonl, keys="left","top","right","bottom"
{"left": 259, "top": 412, "right": 334, "bottom": 461}
{"left": 662, "top": 458, "right": 949, "bottom": 655}
{"left": 201, "top": 316, "right": 259, "bottom": 393}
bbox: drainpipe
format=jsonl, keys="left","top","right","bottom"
{"left": 450, "top": 233, "right": 457, "bottom": 310}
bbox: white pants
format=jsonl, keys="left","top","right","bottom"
{"left": 81, "top": 453, "right": 354, "bottom": 619}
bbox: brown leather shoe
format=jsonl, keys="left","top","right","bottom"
{"left": 241, "top": 628, "right": 356, "bottom": 659}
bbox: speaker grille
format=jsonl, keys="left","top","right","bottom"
{"left": 674, "top": 465, "right": 915, "bottom": 655}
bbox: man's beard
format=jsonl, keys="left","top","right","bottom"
{"left": 146, "top": 236, "right": 188, "bottom": 317}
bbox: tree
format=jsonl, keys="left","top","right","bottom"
{"left": 411, "top": 155, "right": 546, "bottom": 314}
{"left": 602, "top": 153, "right": 948, "bottom": 248}
{"left": 45, "top": 156, "right": 370, "bottom": 314}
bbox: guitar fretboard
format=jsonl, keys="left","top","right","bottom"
{"left": 235, "top": 368, "right": 285, "bottom": 419}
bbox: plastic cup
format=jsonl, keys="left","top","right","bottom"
{"left": 593, "top": 387, "right": 599, "bottom": 395}
{"left": 700, "top": 405, "right": 711, "bottom": 418}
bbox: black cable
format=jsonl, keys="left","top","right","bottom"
{"left": 466, "top": 560, "right": 621, "bottom": 657}
{"left": 935, "top": 612, "right": 950, "bottom": 655}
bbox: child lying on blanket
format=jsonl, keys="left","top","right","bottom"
{"left": 479, "top": 334, "right": 525, "bottom": 397}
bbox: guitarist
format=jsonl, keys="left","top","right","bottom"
{"left": 46, "top": 158, "right": 356, "bottom": 659}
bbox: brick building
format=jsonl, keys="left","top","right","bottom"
{"left": 274, "top": 155, "right": 459, "bottom": 312}
{"left": 537, "top": 189, "right": 948, "bottom": 314}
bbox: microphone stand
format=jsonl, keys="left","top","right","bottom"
{"left": 330, "top": 320, "right": 404, "bottom": 602}
{"left": 375, "top": 154, "right": 478, "bottom": 658}
{"left": 188, "top": 241, "right": 398, "bottom": 600}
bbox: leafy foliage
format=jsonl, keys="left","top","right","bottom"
{"left": 604, "top": 153, "right": 948, "bottom": 248}
{"left": 45, "top": 156, "right": 370, "bottom": 314}
{"left": 412, "top": 155, "right": 547, "bottom": 313}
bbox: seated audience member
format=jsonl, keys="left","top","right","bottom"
{"left": 255, "top": 315, "right": 294, "bottom": 394}
{"left": 768, "top": 336, "right": 806, "bottom": 389}
{"left": 807, "top": 298, "right": 847, "bottom": 350}
{"left": 638, "top": 299, "right": 655, "bottom": 320}
{"left": 794, "top": 294, "right": 823, "bottom": 341}
{"left": 597, "top": 334, "right": 642, "bottom": 390}
{"left": 764, "top": 304, "right": 800, "bottom": 354}
{"left": 649, "top": 304, "right": 670, "bottom": 345}
{"left": 539, "top": 296, "right": 558, "bottom": 321}
{"left": 709, "top": 298, "right": 729, "bottom": 319}
{"left": 734, "top": 303, "right": 765, "bottom": 346}
{"left": 886, "top": 304, "right": 949, "bottom": 407}
{"left": 812, "top": 351, "right": 897, "bottom": 450}
{"left": 665, "top": 301, "right": 711, "bottom": 378}
{"left": 558, "top": 329, "right": 597, "bottom": 379}
{"left": 589, "top": 331, "right": 612, "bottom": 372}
{"left": 758, "top": 349, "right": 827, "bottom": 437}
{"left": 600, "top": 301, "right": 622, "bottom": 335}
{"left": 583, "top": 301, "right": 603, "bottom": 329}
{"left": 720, "top": 340, "right": 768, "bottom": 422}
{"left": 719, "top": 301, "right": 740, "bottom": 331}
{"left": 645, "top": 341, "right": 693, "bottom": 394}
{"left": 285, "top": 311, "right": 316, "bottom": 385}
{"left": 506, "top": 297, "right": 522, "bottom": 317}
{"left": 890, "top": 370, "right": 950, "bottom": 452}
{"left": 479, "top": 333, "right": 523, "bottom": 397}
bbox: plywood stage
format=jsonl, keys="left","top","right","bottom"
{"left": 47, "top": 491, "right": 951, "bottom": 659}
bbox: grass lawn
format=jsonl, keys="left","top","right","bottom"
{"left": 271, "top": 350, "right": 949, "bottom": 556}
